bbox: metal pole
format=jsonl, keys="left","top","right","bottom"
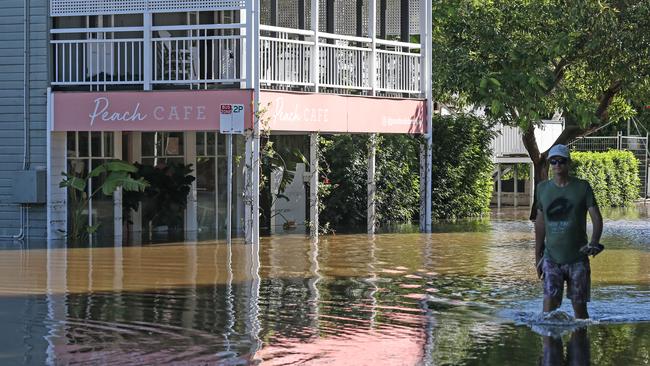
{"left": 367, "top": 135, "right": 377, "bottom": 234}
{"left": 143, "top": 13, "right": 152, "bottom": 90}
{"left": 513, "top": 163, "right": 518, "bottom": 208}
{"left": 497, "top": 163, "right": 502, "bottom": 209}
{"left": 311, "top": 0, "right": 319, "bottom": 92}
{"left": 227, "top": 134, "right": 233, "bottom": 243}
{"left": 309, "top": 133, "right": 319, "bottom": 239}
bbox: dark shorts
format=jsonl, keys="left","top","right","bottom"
{"left": 542, "top": 257, "right": 591, "bottom": 303}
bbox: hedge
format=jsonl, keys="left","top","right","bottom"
{"left": 430, "top": 114, "right": 495, "bottom": 219}
{"left": 570, "top": 150, "right": 641, "bottom": 207}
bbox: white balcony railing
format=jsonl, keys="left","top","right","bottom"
{"left": 51, "top": 23, "right": 422, "bottom": 95}
{"left": 51, "top": 24, "right": 245, "bottom": 89}
{"left": 259, "top": 25, "right": 421, "bottom": 95}
{"left": 52, "top": 27, "right": 145, "bottom": 86}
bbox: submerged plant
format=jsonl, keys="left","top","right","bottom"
{"left": 60, "top": 160, "right": 149, "bottom": 241}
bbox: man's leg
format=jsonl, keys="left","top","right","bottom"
{"left": 571, "top": 302, "right": 589, "bottom": 319}
{"left": 542, "top": 258, "right": 564, "bottom": 312}
{"left": 544, "top": 297, "right": 561, "bottom": 312}
{"left": 568, "top": 259, "right": 591, "bottom": 319}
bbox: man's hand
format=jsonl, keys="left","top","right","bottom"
{"left": 580, "top": 242, "right": 605, "bottom": 257}
{"left": 536, "top": 258, "right": 544, "bottom": 279}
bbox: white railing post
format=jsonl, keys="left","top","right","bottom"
{"left": 369, "top": 0, "right": 377, "bottom": 95}
{"left": 311, "top": 0, "right": 319, "bottom": 92}
{"left": 143, "top": 13, "right": 152, "bottom": 90}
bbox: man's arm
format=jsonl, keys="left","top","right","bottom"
{"left": 588, "top": 205, "right": 603, "bottom": 246}
{"left": 534, "top": 209, "right": 545, "bottom": 278}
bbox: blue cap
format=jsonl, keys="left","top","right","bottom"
{"left": 548, "top": 144, "right": 570, "bottom": 159}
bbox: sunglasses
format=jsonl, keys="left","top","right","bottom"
{"left": 549, "top": 158, "right": 568, "bottom": 166}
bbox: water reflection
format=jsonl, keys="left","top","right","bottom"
{"left": 0, "top": 205, "right": 649, "bottom": 365}
{"left": 541, "top": 329, "right": 590, "bottom": 366}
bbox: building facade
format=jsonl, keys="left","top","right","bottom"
{"left": 0, "top": 0, "right": 433, "bottom": 244}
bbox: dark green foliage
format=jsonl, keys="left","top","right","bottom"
{"left": 430, "top": 114, "right": 495, "bottom": 220}
{"left": 375, "top": 135, "right": 421, "bottom": 224}
{"left": 319, "top": 135, "right": 370, "bottom": 229}
{"left": 123, "top": 162, "right": 195, "bottom": 231}
{"left": 319, "top": 134, "right": 421, "bottom": 230}
{"left": 571, "top": 150, "right": 641, "bottom": 206}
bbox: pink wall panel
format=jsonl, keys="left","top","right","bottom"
{"left": 260, "top": 91, "right": 426, "bottom": 134}
{"left": 52, "top": 90, "right": 254, "bottom": 132}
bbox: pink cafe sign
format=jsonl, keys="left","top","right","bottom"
{"left": 260, "top": 91, "right": 426, "bottom": 134}
{"left": 52, "top": 90, "right": 254, "bottom": 131}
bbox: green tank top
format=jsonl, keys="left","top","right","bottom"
{"left": 536, "top": 177, "right": 597, "bottom": 264}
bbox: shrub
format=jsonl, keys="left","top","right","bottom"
{"left": 430, "top": 114, "right": 495, "bottom": 219}
{"left": 319, "top": 134, "right": 421, "bottom": 230}
{"left": 570, "top": 150, "right": 641, "bottom": 207}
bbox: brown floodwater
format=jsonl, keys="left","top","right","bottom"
{"left": 0, "top": 205, "right": 649, "bottom": 365}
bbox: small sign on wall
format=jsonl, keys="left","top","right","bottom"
{"left": 220, "top": 104, "right": 245, "bottom": 134}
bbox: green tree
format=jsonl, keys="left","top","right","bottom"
{"left": 61, "top": 160, "right": 148, "bottom": 241}
{"left": 431, "top": 0, "right": 650, "bottom": 216}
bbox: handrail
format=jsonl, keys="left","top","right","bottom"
{"left": 51, "top": 26, "right": 144, "bottom": 34}
{"left": 375, "top": 38, "right": 421, "bottom": 49}
{"left": 259, "top": 24, "right": 315, "bottom": 37}
{"left": 151, "top": 23, "right": 244, "bottom": 31}
{"left": 318, "top": 31, "right": 372, "bottom": 43}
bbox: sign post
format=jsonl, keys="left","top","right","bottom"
{"left": 220, "top": 103, "right": 245, "bottom": 243}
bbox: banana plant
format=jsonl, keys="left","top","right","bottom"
{"left": 60, "top": 160, "right": 149, "bottom": 242}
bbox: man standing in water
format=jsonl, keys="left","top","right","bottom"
{"left": 535, "top": 144, "right": 604, "bottom": 319}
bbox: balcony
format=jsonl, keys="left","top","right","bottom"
{"left": 50, "top": 16, "right": 423, "bottom": 97}
{"left": 51, "top": 24, "right": 245, "bottom": 90}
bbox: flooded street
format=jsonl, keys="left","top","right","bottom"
{"left": 1, "top": 205, "right": 649, "bottom": 365}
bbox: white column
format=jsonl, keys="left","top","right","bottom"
{"left": 369, "top": 0, "right": 377, "bottom": 95}
{"left": 419, "top": 143, "right": 426, "bottom": 232}
{"left": 243, "top": 0, "right": 253, "bottom": 89}
{"left": 311, "top": 0, "right": 319, "bottom": 91}
{"left": 497, "top": 163, "right": 502, "bottom": 209}
{"left": 143, "top": 13, "right": 152, "bottom": 90}
{"left": 367, "top": 134, "right": 377, "bottom": 234}
{"left": 47, "top": 90, "right": 67, "bottom": 241}
{"left": 513, "top": 163, "right": 518, "bottom": 207}
{"left": 421, "top": 0, "right": 433, "bottom": 232}
{"left": 185, "top": 132, "right": 198, "bottom": 234}
{"left": 244, "top": 132, "right": 254, "bottom": 243}
{"left": 309, "top": 133, "right": 319, "bottom": 239}
{"left": 113, "top": 131, "right": 123, "bottom": 244}
{"left": 227, "top": 134, "right": 233, "bottom": 242}
{"left": 252, "top": 0, "right": 261, "bottom": 244}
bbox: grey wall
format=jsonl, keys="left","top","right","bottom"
{"left": 0, "top": 0, "right": 49, "bottom": 239}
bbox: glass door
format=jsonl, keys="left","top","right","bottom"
{"left": 196, "top": 132, "right": 228, "bottom": 237}
{"left": 66, "top": 131, "right": 116, "bottom": 240}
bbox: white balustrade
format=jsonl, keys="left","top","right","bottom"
{"left": 375, "top": 40, "right": 421, "bottom": 93}
{"left": 51, "top": 23, "right": 422, "bottom": 94}
{"left": 151, "top": 25, "right": 244, "bottom": 86}
{"left": 51, "top": 28, "right": 145, "bottom": 87}
{"left": 259, "top": 25, "right": 421, "bottom": 95}
{"left": 259, "top": 25, "right": 315, "bottom": 86}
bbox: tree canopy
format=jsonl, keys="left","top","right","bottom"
{"left": 431, "top": 0, "right": 650, "bottom": 168}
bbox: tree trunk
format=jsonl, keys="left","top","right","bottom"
{"left": 521, "top": 124, "right": 549, "bottom": 221}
